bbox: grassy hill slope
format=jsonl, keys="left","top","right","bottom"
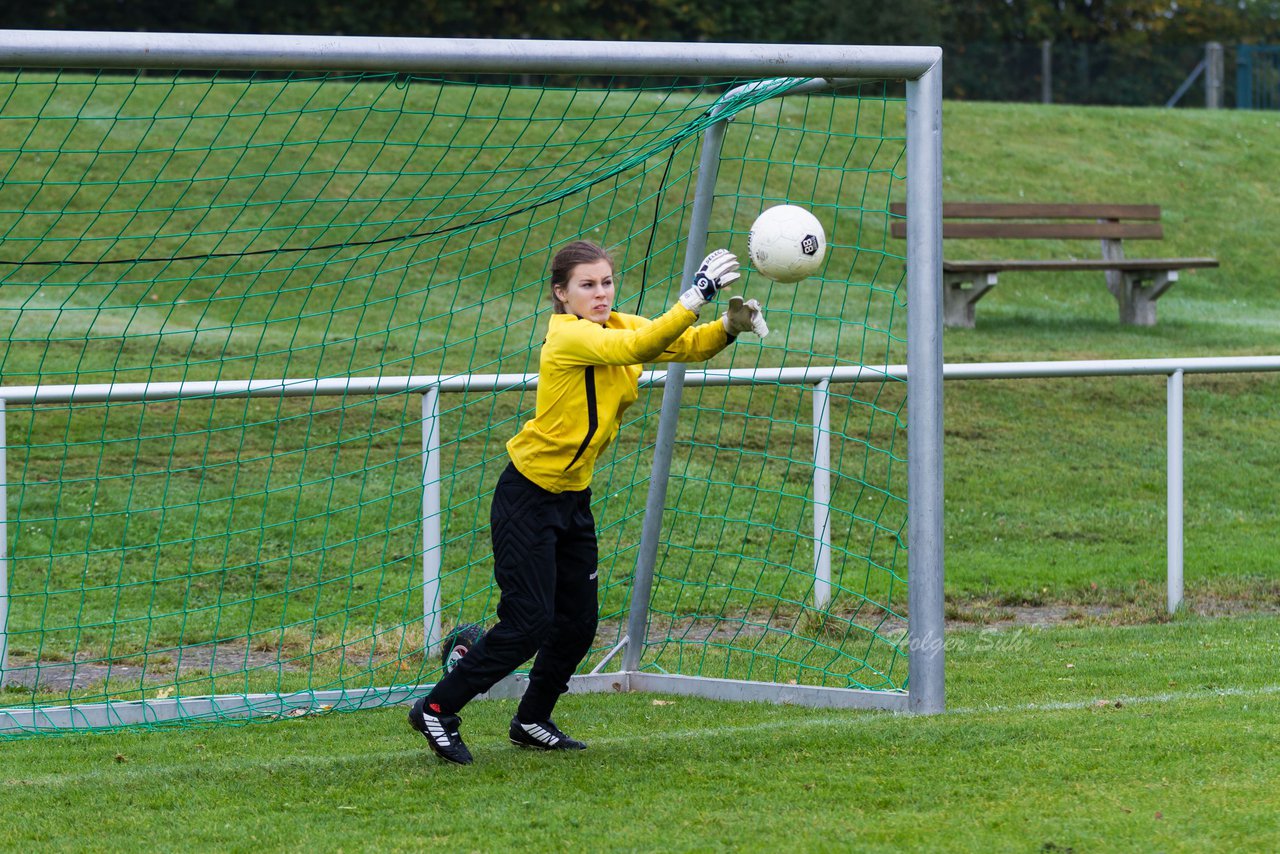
{"left": 939, "top": 101, "right": 1280, "bottom": 360}
{"left": 1, "top": 83, "right": 1276, "bottom": 631}
{"left": 935, "top": 101, "right": 1280, "bottom": 602}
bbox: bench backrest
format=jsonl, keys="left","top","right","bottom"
{"left": 888, "top": 203, "right": 1163, "bottom": 241}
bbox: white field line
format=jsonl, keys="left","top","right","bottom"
{"left": 7, "top": 682, "right": 1279, "bottom": 789}
{"left": 591, "top": 681, "right": 1280, "bottom": 741}
{"left": 946, "top": 681, "right": 1280, "bottom": 715}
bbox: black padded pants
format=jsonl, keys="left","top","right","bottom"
{"left": 424, "top": 462, "right": 599, "bottom": 722}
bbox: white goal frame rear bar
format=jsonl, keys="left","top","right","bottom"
{"left": 0, "top": 31, "right": 945, "bottom": 731}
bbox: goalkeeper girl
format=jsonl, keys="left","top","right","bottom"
{"left": 410, "top": 240, "right": 767, "bottom": 765}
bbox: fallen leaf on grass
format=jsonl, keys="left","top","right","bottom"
{"left": 651, "top": 700, "right": 674, "bottom": 706}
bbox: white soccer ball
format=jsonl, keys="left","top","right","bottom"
{"left": 747, "top": 204, "right": 827, "bottom": 283}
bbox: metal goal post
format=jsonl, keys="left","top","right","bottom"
{"left": 0, "top": 31, "right": 945, "bottom": 729}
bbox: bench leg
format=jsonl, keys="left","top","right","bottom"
{"left": 1101, "top": 237, "right": 1126, "bottom": 299}
{"left": 1115, "top": 270, "right": 1179, "bottom": 326}
{"left": 943, "top": 273, "right": 997, "bottom": 328}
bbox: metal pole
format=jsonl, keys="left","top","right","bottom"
{"left": 8, "top": 355, "right": 1280, "bottom": 406}
{"left": 622, "top": 118, "right": 728, "bottom": 674}
{"left": 1165, "top": 60, "right": 1207, "bottom": 109}
{"left": 1041, "top": 40, "right": 1052, "bottom": 104}
{"left": 0, "top": 400, "right": 8, "bottom": 687}
{"left": 1167, "top": 371, "right": 1184, "bottom": 614}
{"left": 812, "top": 380, "right": 832, "bottom": 610}
{"left": 0, "top": 30, "right": 942, "bottom": 80}
{"left": 905, "top": 57, "right": 946, "bottom": 715}
{"left": 422, "top": 389, "right": 442, "bottom": 654}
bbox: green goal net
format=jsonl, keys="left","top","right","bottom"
{"left": 0, "top": 49, "right": 916, "bottom": 735}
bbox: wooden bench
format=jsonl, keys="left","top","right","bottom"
{"left": 888, "top": 203, "right": 1219, "bottom": 328}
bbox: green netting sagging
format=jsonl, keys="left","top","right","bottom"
{"left": 0, "top": 63, "right": 909, "bottom": 735}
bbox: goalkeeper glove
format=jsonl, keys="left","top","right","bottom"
{"left": 679, "top": 249, "right": 740, "bottom": 312}
{"left": 722, "top": 295, "right": 770, "bottom": 339}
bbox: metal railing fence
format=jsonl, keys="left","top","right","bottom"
{"left": 3, "top": 352, "right": 1276, "bottom": 688}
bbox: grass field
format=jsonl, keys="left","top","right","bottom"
{"left": 2, "top": 64, "right": 1279, "bottom": 851}
{"left": 3, "top": 615, "right": 1277, "bottom": 851}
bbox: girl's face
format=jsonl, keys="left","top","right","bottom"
{"left": 554, "top": 259, "right": 616, "bottom": 324}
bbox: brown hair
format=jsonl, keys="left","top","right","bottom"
{"left": 549, "top": 240, "right": 614, "bottom": 314}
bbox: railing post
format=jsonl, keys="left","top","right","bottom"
{"left": 812, "top": 380, "right": 832, "bottom": 610}
{"left": 1167, "top": 370, "right": 1184, "bottom": 614}
{"left": 422, "top": 388, "right": 443, "bottom": 655}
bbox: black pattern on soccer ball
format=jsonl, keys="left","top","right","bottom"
{"left": 801, "top": 235, "right": 819, "bottom": 256}
{"left": 440, "top": 623, "right": 485, "bottom": 673}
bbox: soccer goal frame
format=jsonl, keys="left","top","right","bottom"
{"left": 0, "top": 30, "right": 945, "bottom": 729}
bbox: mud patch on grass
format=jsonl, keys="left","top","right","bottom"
{"left": 2, "top": 644, "right": 304, "bottom": 693}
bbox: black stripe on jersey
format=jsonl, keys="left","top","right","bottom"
{"left": 565, "top": 366, "right": 598, "bottom": 471}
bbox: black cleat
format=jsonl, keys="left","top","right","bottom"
{"left": 508, "top": 716, "right": 587, "bottom": 751}
{"left": 409, "top": 698, "right": 473, "bottom": 765}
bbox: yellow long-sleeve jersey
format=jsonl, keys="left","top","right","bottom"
{"left": 506, "top": 301, "right": 733, "bottom": 493}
